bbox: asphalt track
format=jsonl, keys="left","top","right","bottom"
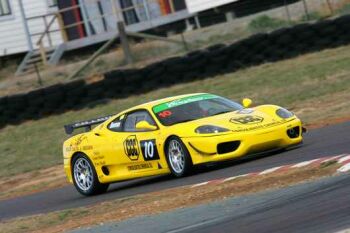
{"left": 1, "top": 121, "right": 350, "bottom": 221}
{"left": 184, "top": 174, "right": 350, "bottom": 233}
{"left": 71, "top": 174, "right": 350, "bottom": 233}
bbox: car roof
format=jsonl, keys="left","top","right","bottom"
{"left": 122, "top": 93, "right": 209, "bottom": 113}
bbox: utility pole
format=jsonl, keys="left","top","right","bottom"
{"left": 302, "top": 0, "right": 310, "bottom": 21}
{"left": 284, "top": 0, "right": 291, "bottom": 25}
{"left": 111, "top": 0, "right": 134, "bottom": 65}
{"left": 326, "top": 0, "right": 334, "bottom": 15}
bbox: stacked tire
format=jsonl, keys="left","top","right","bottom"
{"left": 2, "top": 15, "right": 350, "bottom": 129}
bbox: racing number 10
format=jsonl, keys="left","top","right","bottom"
{"left": 140, "top": 139, "right": 159, "bottom": 161}
{"left": 144, "top": 141, "right": 154, "bottom": 159}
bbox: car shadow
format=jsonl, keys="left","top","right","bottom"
{"left": 99, "top": 144, "right": 303, "bottom": 196}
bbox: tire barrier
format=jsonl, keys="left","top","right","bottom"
{"left": 1, "top": 14, "right": 350, "bottom": 128}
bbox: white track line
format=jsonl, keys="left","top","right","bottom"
{"left": 190, "top": 154, "right": 349, "bottom": 188}
{"left": 223, "top": 174, "right": 248, "bottom": 182}
{"left": 338, "top": 163, "right": 350, "bottom": 173}
{"left": 192, "top": 182, "right": 209, "bottom": 188}
{"left": 338, "top": 155, "right": 350, "bottom": 164}
{"left": 291, "top": 159, "right": 320, "bottom": 168}
{"left": 259, "top": 166, "right": 283, "bottom": 175}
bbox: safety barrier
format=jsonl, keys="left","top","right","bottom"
{"left": 1, "top": 14, "right": 350, "bottom": 128}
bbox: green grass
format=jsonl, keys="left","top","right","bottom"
{"left": 299, "top": 11, "right": 324, "bottom": 22}
{"left": 248, "top": 15, "right": 291, "bottom": 33}
{"left": 1, "top": 44, "right": 350, "bottom": 178}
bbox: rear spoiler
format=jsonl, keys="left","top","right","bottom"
{"left": 64, "top": 115, "right": 114, "bottom": 135}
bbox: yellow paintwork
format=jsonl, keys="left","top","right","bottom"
{"left": 242, "top": 98, "right": 252, "bottom": 108}
{"left": 63, "top": 93, "right": 303, "bottom": 184}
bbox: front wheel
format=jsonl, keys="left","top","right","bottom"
{"left": 165, "top": 137, "right": 193, "bottom": 177}
{"left": 72, "top": 154, "right": 109, "bottom": 196}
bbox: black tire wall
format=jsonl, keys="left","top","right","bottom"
{"left": 1, "top": 15, "right": 350, "bottom": 128}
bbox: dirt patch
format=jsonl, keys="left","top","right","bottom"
{"left": 0, "top": 165, "right": 68, "bottom": 201}
{"left": 292, "top": 89, "right": 350, "bottom": 129}
{"left": 0, "top": 161, "right": 342, "bottom": 233}
{"left": 305, "top": 116, "right": 350, "bottom": 129}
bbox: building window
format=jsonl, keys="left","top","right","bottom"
{"left": 48, "top": 0, "right": 58, "bottom": 8}
{"left": 119, "top": 0, "right": 139, "bottom": 25}
{"left": 0, "top": 0, "right": 11, "bottom": 16}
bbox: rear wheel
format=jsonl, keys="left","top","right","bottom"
{"left": 165, "top": 137, "right": 193, "bottom": 177}
{"left": 72, "top": 154, "right": 109, "bottom": 196}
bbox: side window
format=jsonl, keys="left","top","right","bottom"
{"left": 123, "top": 110, "right": 156, "bottom": 132}
{"left": 0, "top": 0, "right": 11, "bottom": 17}
{"left": 108, "top": 115, "right": 125, "bottom": 132}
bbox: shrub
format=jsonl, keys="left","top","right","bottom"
{"left": 300, "top": 11, "right": 323, "bottom": 22}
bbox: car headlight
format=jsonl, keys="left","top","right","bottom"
{"left": 195, "top": 125, "right": 230, "bottom": 134}
{"left": 276, "top": 108, "right": 294, "bottom": 119}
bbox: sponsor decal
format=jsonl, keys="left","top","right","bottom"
{"left": 73, "top": 135, "right": 88, "bottom": 146}
{"left": 72, "top": 116, "right": 112, "bottom": 128}
{"left": 140, "top": 139, "right": 160, "bottom": 161}
{"left": 153, "top": 94, "right": 218, "bottom": 113}
{"left": 92, "top": 155, "right": 106, "bottom": 166}
{"left": 66, "top": 145, "right": 93, "bottom": 152}
{"left": 94, "top": 161, "right": 106, "bottom": 166}
{"left": 82, "top": 145, "right": 93, "bottom": 150}
{"left": 231, "top": 120, "right": 287, "bottom": 132}
{"left": 110, "top": 121, "right": 121, "bottom": 129}
{"left": 92, "top": 155, "right": 105, "bottom": 160}
{"left": 230, "top": 115, "right": 264, "bottom": 124}
{"left": 123, "top": 135, "right": 140, "bottom": 161}
{"left": 127, "top": 163, "right": 153, "bottom": 171}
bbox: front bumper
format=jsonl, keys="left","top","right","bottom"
{"left": 182, "top": 118, "right": 303, "bottom": 165}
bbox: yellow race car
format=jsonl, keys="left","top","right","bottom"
{"left": 63, "top": 93, "right": 304, "bottom": 195}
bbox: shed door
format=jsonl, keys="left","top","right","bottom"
{"left": 57, "top": 0, "right": 86, "bottom": 40}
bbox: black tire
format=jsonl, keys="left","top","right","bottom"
{"left": 71, "top": 154, "right": 109, "bottom": 196}
{"left": 165, "top": 136, "right": 193, "bottom": 177}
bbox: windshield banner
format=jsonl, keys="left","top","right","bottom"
{"left": 153, "top": 94, "right": 218, "bottom": 113}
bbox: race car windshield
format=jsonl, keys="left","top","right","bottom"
{"left": 153, "top": 94, "right": 243, "bottom": 126}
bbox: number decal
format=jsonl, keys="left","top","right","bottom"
{"left": 140, "top": 139, "right": 160, "bottom": 161}
{"left": 159, "top": 110, "right": 172, "bottom": 118}
{"left": 144, "top": 141, "right": 154, "bottom": 159}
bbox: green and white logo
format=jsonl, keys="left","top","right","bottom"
{"left": 153, "top": 94, "right": 218, "bottom": 113}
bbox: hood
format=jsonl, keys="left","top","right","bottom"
{"left": 171, "top": 107, "right": 294, "bottom": 136}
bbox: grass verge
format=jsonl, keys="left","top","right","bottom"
{"left": 0, "top": 160, "right": 343, "bottom": 233}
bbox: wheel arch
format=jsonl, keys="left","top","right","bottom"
{"left": 70, "top": 151, "right": 88, "bottom": 166}
{"left": 163, "top": 135, "right": 181, "bottom": 154}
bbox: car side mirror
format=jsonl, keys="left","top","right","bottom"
{"left": 242, "top": 98, "right": 253, "bottom": 108}
{"left": 135, "top": 121, "right": 157, "bottom": 131}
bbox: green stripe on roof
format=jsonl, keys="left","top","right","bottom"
{"left": 153, "top": 94, "right": 218, "bottom": 113}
